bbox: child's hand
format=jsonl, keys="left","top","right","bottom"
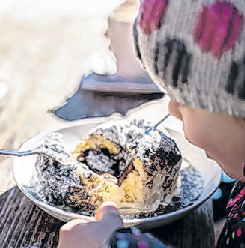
{"left": 58, "top": 202, "right": 123, "bottom": 248}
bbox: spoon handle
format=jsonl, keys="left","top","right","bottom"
{"left": 144, "top": 113, "right": 170, "bottom": 134}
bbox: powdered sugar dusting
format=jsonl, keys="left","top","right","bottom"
{"left": 160, "top": 132, "right": 176, "bottom": 152}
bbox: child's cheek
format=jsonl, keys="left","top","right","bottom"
{"left": 182, "top": 122, "right": 206, "bottom": 150}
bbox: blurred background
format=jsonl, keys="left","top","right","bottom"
{"left": 0, "top": 0, "right": 130, "bottom": 194}
{"left": 0, "top": 0, "right": 125, "bottom": 17}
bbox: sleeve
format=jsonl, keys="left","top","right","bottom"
{"left": 216, "top": 182, "right": 245, "bottom": 247}
{"left": 100, "top": 226, "right": 175, "bottom": 248}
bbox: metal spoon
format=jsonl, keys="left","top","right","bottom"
{"left": 144, "top": 113, "right": 170, "bottom": 134}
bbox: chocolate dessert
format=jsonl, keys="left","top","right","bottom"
{"left": 74, "top": 119, "right": 182, "bottom": 211}
{"left": 35, "top": 119, "right": 182, "bottom": 215}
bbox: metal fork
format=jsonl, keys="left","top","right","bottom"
{"left": 0, "top": 143, "right": 74, "bottom": 168}
{"left": 144, "top": 113, "right": 170, "bottom": 134}
{"left": 0, "top": 149, "right": 41, "bottom": 157}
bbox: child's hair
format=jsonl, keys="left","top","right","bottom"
{"left": 134, "top": 0, "right": 245, "bottom": 117}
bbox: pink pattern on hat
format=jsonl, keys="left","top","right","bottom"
{"left": 193, "top": 1, "right": 244, "bottom": 58}
{"left": 138, "top": 0, "right": 170, "bottom": 35}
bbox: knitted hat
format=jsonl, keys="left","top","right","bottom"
{"left": 133, "top": 0, "right": 245, "bottom": 117}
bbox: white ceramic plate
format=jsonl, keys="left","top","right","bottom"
{"left": 13, "top": 117, "right": 221, "bottom": 229}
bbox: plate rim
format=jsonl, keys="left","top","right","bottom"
{"left": 13, "top": 116, "right": 222, "bottom": 227}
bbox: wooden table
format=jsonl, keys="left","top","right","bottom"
{"left": 0, "top": 187, "right": 215, "bottom": 248}
{"left": 0, "top": 13, "right": 215, "bottom": 248}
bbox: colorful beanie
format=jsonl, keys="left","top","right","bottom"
{"left": 133, "top": 0, "right": 245, "bottom": 117}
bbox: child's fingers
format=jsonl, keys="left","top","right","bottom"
{"left": 95, "top": 201, "right": 120, "bottom": 220}
{"left": 95, "top": 201, "right": 123, "bottom": 227}
{"left": 60, "top": 218, "right": 93, "bottom": 232}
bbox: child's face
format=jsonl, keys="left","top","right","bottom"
{"left": 168, "top": 99, "right": 245, "bottom": 182}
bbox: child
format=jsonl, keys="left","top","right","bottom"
{"left": 58, "top": 0, "right": 245, "bottom": 247}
